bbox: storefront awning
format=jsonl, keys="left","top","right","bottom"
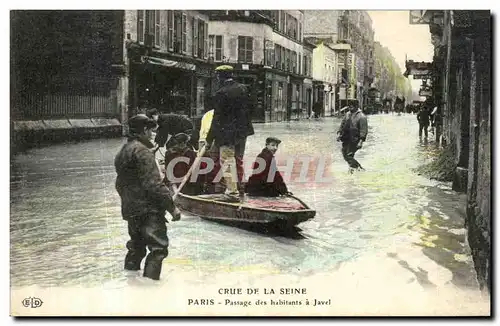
{"left": 141, "top": 56, "right": 196, "bottom": 71}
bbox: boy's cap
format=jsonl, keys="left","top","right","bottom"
{"left": 127, "top": 115, "right": 157, "bottom": 131}
{"left": 266, "top": 137, "right": 281, "bottom": 145}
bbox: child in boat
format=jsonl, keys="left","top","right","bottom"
{"left": 245, "top": 137, "right": 291, "bottom": 197}
{"left": 163, "top": 133, "right": 204, "bottom": 196}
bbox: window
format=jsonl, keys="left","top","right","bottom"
{"left": 303, "top": 55, "right": 306, "bottom": 75}
{"left": 198, "top": 20, "right": 204, "bottom": 58}
{"left": 137, "top": 10, "right": 145, "bottom": 43}
{"left": 204, "top": 21, "right": 208, "bottom": 59}
{"left": 214, "top": 35, "right": 223, "bottom": 61}
{"left": 238, "top": 36, "right": 253, "bottom": 63}
{"left": 286, "top": 14, "right": 298, "bottom": 39}
{"left": 154, "top": 10, "right": 160, "bottom": 47}
{"left": 283, "top": 48, "right": 287, "bottom": 70}
{"left": 298, "top": 22, "right": 302, "bottom": 42}
{"left": 277, "top": 82, "right": 284, "bottom": 110}
{"left": 298, "top": 55, "right": 302, "bottom": 75}
{"left": 285, "top": 49, "right": 290, "bottom": 71}
{"left": 208, "top": 35, "right": 214, "bottom": 60}
{"left": 264, "top": 40, "right": 274, "bottom": 67}
{"left": 182, "top": 13, "right": 187, "bottom": 53}
{"left": 138, "top": 10, "right": 160, "bottom": 47}
{"left": 168, "top": 11, "right": 174, "bottom": 51}
{"left": 209, "top": 35, "right": 223, "bottom": 61}
{"left": 192, "top": 17, "right": 198, "bottom": 57}
{"left": 174, "top": 11, "right": 182, "bottom": 53}
{"left": 137, "top": 10, "right": 160, "bottom": 47}
{"left": 275, "top": 44, "right": 281, "bottom": 68}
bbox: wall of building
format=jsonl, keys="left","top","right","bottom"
{"left": 208, "top": 21, "right": 270, "bottom": 64}
{"left": 125, "top": 10, "right": 210, "bottom": 56}
{"left": 11, "top": 10, "right": 124, "bottom": 121}
{"left": 303, "top": 10, "right": 340, "bottom": 40}
{"left": 426, "top": 10, "right": 491, "bottom": 293}
{"left": 464, "top": 12, "right": 491, "bottom": 293}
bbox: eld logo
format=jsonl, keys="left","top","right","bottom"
{"left": 22, "top": 297, "right": 43, "bottom": 308}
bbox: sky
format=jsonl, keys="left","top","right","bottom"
{"left": 367, "top": 11, "right": 434, "bottom": 93}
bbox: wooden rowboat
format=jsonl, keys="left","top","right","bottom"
{"left": 173, "top": 192, "right": 316, "bottom": 229}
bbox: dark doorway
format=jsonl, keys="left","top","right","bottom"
{"left": 306, "top": 89, "right": 312, "bottom": 117}
{"left": 286, "top": 83, "right": 293, "bottom": 121}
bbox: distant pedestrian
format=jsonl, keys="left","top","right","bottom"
{"left": 312, "top": 101, "right": 322, "bottom": 119}
{"left": 337, "top": 99, "right": 368, "bottom": 173}
{"left": 114, "top": 115, "right": 181, "bottom": 281}
{"left": 417, "top": 107, "right": 430, "bottom": 139}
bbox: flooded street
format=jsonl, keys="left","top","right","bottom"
{"left": 10, "top": 114, "right": 489, "bottom": 315}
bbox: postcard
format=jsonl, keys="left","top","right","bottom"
{"left": 10, "top": 9, "right": 491, "bottom": 317}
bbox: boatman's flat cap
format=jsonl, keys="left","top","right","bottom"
{"left": 266, "top": 137, "right": 282, "bottom": 145}
{"left": 215, "top": 65, "right": 234, "bottom": 72}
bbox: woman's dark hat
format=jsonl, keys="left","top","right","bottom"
{"left": 266, "top": 137, "right": 281, "bottom": 145}
{"left": 127, "top": 114, "right": 157, "bottom": 132}
{"left": 168, "top": 133, "right": 191, "bottom": 147}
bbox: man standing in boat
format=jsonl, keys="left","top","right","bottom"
{"left": 336, "top": 99, "right": 368, "bottom": 173}
{"left": 114, "top": 114, "right": 181, "bottom": 281}
{"left": 206, "top": 65, "right": 254, "bottom": 202}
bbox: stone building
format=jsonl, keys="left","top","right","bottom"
{"left": 206, "top": 10, "right": 306, "bottom": 122}
{"left": 10, "top": 10, "right": 215, "bottom": 146}
{"left": 306, "top": 40, "right": 337, "bottom": 116}
{"left": 124, "top": 10, "right": 213, "bottom": 120}
{"left": 11, "top": 10, "right": 125, "bottom": 146}
{"left": 405, "top": 10, "right": 491, "bottom": 293}
{"left": 303, "top": 10, "right": 375, "bottom": 110}
{"left": 302, "top": 40, "right": 315, "bottom": 118}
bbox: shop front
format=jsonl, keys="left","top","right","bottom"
{"left": 127, "top": 45, "right": 215, "bottom": 119}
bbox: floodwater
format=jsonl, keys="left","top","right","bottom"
{"left": 10, "top": 114, "right": 490, "bottom": 315}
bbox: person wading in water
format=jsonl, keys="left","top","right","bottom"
{"left": 336, "top": 99, "right": 368, "bottom": 173}
{"left": 114, "top": 115, "right": 181, "bottom": 280}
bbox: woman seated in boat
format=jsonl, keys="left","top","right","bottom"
{"left": 245, "top": 137, "right": 292, "bottom": 197}
{"left": 163, "top": 133, "right": 204, "bottom": 196}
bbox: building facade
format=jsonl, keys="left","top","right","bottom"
{"left": 302, "top": 40, "right": 315, "bottom": 118}
{"left": 124, "top": 10, "right": 213, "bottom": 121}
{"left": 11, "top": 10, "right": 125, "bottom": 122}
{"left": 11, "top": 10, "right": 217, "bottom": 143}
{"left": 206, "top": 10, "right": 307, "bottom": 122}
{"left": 303, "top": 10, "right": 375, "bottom": 111}
{"left": 336, "top": 10, "right": 375, "bottom": 108}
{"left": 307, "top": 41, "right": 337, "bottom": 116}
{"left": 405, "top": 10, "right": 491, "bottom": 293}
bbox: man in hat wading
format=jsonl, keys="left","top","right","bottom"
{"left": 114, "top": 115, "right": 181, "bottom": 281}
{"left": 336, "top": 99, "right": 368, "bottom": 173}
{"left": 206, "top": 65, "right": 254, "bottom": 202}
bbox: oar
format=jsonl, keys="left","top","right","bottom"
{"left": 172, "top": 144, "right": 207, "bottom": 201}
